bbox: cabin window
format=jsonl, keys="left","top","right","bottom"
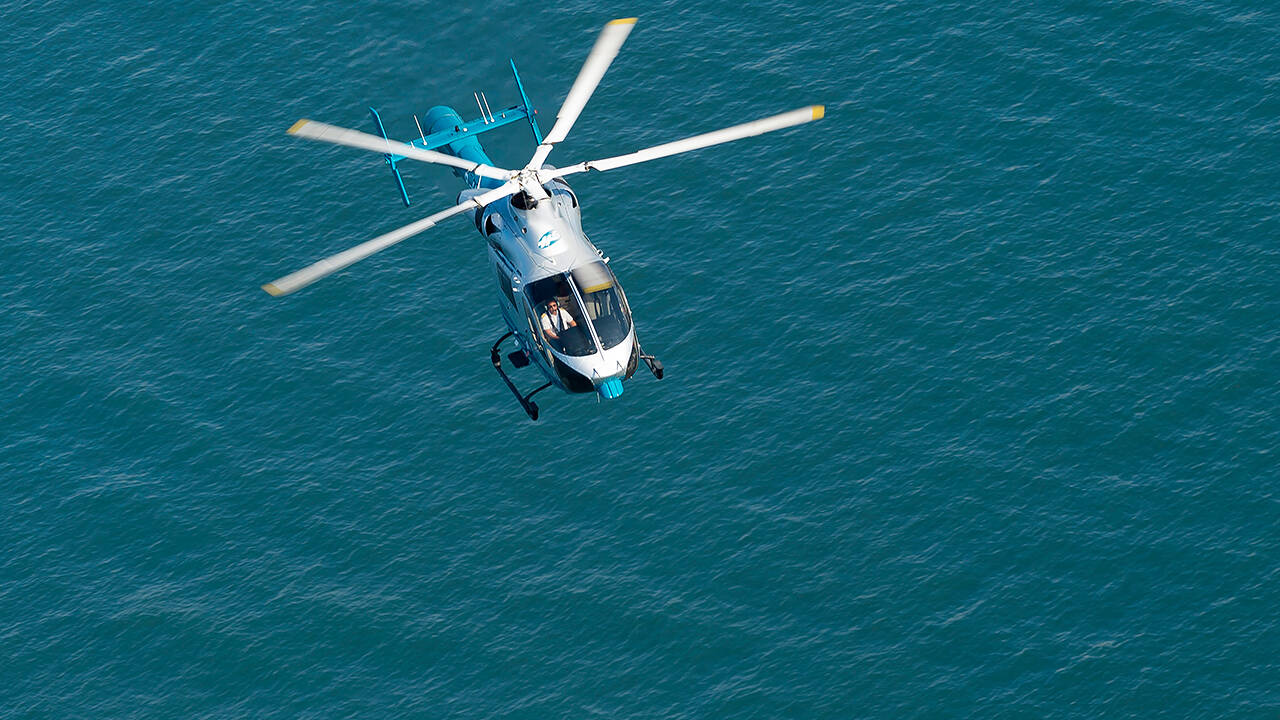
{"left": 494, "top": 267, "right": 515, "bottom": 308}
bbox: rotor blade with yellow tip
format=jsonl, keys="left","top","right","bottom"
{"left": 288, "top": 119, "right": 513, "bottom": 182}
{"left": 544, "top": 105, "right": 825, "bottom": 179}
{"left": 527, "top": 17, "right": 637, "bottom": 169}
{"left": 262, "top": 181, "right": 518, "bottom": 297}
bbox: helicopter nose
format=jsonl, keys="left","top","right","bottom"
{"left": 596, "top": 377, "right": 625, "bottom": 400}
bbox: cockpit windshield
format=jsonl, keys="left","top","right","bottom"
{"left": 524, "top": 262, "right": 632, "bottom": 355}
{"left": 570, "top": 262, "right": 631, "bottom": 349}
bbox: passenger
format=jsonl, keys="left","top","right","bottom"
{"left": 540, "top": 299, "right": 577, "bottom": 344}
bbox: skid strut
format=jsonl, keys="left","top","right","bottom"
{"left": 490, "top": 331, "right": 551, "bottom": 421}
{"left": 638, "top": 342, "right": 664, "bottom": 380}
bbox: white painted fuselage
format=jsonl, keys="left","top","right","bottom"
{"left": 471, "top": 178, "right": 637, "bottom": 397}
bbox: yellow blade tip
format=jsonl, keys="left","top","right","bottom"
{"left": 812, "top": 105, "right": 825, "bottom": 120}
{"left": 287, "top": 119, "right": 309, "bottom": 135}
{"left": 262, "top": 283, "right": 285, "bottom": 297}
{"left": 609, "top": 17, "right": 638, "bottom": 25}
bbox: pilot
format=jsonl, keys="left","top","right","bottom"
{"left": 540, "top": 299, "right": 577, "bottom": 343}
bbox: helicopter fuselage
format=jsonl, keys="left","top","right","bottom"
{"left": 426, "top": 106, "right": 639, "bottom": 400}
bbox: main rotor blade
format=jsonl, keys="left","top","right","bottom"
{"left": 527, "top": 17, "right": 636, "bottom": 170}
{"left": 543, "top": 105, "right": 825, "bottom": 180}
{"left": 263, "top": 182, "right": 517, "bottom": 297}
{"left": 288, "top": 119, "right": 513, "bottom": 182}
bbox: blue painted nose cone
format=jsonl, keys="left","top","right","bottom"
{"left": 597, "top": 377, "right": 625, "bottom": 400}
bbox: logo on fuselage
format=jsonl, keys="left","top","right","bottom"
{"left": 536, "top": 229, "right": 561, "bottom": 249}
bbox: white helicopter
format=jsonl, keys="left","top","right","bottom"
{"left": 266, "top": 18, "right": 823, "bottom": 419}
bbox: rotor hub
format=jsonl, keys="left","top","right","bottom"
{"left": 515, "top": 170, "right": 549, "bottom": 199}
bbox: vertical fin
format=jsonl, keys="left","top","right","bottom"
{"left": 369, "top": 107, "right": 411, "bottom": 207}
{"left": 510, "top": 59, "right": 542, "bottom": 144}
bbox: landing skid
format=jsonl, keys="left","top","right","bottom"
{"left": 490, "top": 331, "right": 553, "bottom": 421}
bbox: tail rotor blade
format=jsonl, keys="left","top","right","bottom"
{"left": 527, "top": 17, "right": 636, "bottom": 169}
{"left": 288, "top": 119, "right": 513, "bottom": 182}
{"left": 263, "top": 182, "right": 517, "bottom": 297}
{"left": 543, "top": 105, "right": 824, "bottom": 180}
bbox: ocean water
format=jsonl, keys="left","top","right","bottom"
{"left": 3, "top": 1, "right": 1277, "bottom": 717}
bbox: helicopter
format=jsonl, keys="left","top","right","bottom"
{"left": 265, "top": 17, "right": 823, "bottom": 420}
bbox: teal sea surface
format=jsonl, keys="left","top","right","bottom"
{"left": 3, "top": 1, "right": 1277, "bottom": 717}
